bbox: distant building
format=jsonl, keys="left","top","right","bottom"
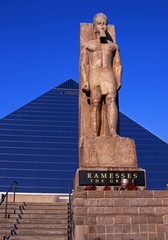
{"left": 0, "top": 79, "right": 167, "bottom": 193}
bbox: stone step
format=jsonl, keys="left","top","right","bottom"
{"left": 0, "top": 214, "right": 18, "bottom": 220}
{"left": 0, "top": 202, "right": 68, "bottom": 208}
{"left": 0, "top": 210, "right": 22, "bottom": 215}
{"left": 0, "top": 229, "right": 13, "bottom": 234}
{"left": 15, "top": 223, "right": 67, "bottom": 229}
{"left": 8, "top": 235, "right": 67, "bottom": 240}
{"left": 0, "top": 202, "right": 23, "bottom": 208}
{"left": 0, "top": 206, "right": 21, "bottom": 212}
{"left": 0, "top": 208, "right": 69, "bottom": 218}
{"left": 0, "top": 223, "right": 67, "bottom": 229}
{"left": 20, "top": 209, "right": 68, "bottom": 214}
{"left": 0, "top": 223, "right": 16, "bottom": 229}
{"left": 0, "top": 205, "right": 67, "bottom": 210}
{"left": 24, "top": 205, "right": 68, "bottom": 210}
{"left": 4, "top": 213, "right": 68, "bottom": 219}
{"left": 24, "top": 202, "right": 68, "bottom": 206}
{"left": 19, "top": 218, "right": 68, "bottom": 224}
{"left": 0, "top": 218, "right": 17, "bottom": 223}
{"left": 0, "top": 207, "right": 68, "bottom": 212}
{"left": 0, "top": 201, "right": 69, "bottom": 240}
{"left": 14, "top": 228, "right": 67, "bottom": 235}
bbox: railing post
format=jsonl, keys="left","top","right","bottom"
{"left": 5, "top": 193, "right": 8, "bottom": 219}
{"left": 0, "top": 181, "right": 18, "bottom": 219}
{"left": 13, "top": 181, "right": 17, "bottom": 203}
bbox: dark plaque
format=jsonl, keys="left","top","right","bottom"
{"left": 79, "top": 170, "right": 145, "bottom": 186}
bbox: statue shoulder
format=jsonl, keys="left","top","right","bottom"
{"left": 84, "top": 40, "right": 97, "bottom": 51}
{"left": 108, "top": 41, "right": 119, "bottom": 50}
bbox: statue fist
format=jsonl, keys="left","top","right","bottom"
{"left": 82, "top": 82, "right": 89, "bottom": 91}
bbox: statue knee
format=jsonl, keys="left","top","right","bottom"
{"left": 106, "top": 95, "right": 116, "bottom": 105}
{"left": 91, "top": 99, "right": 101, "bottom": 107}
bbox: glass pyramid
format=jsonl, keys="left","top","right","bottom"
{"left": 0, "top": 79, "right": 167, "bottom": 193}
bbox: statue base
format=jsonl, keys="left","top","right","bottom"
{"left": 79, "top": 136, "right": 138, "bottom": 168}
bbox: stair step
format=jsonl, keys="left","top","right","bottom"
{"left": 0, "top": 229, "right": 13, "bottom": 234}
{"left": 0, "top": 223, "right": 16, "bottom": 229}
{"left": 19, "top": 218, "right": 68, "bottom": 224}
{"left": 22, "top": 209, "right": 68, "bottom": 214}
{"left": 0, "top": 202, "right": 68, "bottom": 209}
{"left": 15, "top": 223, "right": 68, "bottom": 229}
{"left": 25, "top": 205, "right": 68, "bottom": 210}
{"left": 25, "top": 202, "right": 68, "bottom": 206}
{"left": 9, "top": 235, "right": 67, "bottom": 240}
{"left": 15, "top": 229, "right": 67, "bottom": 234}
{"left": 0, "top": 202, "right": 23, "bottom": 207}
{"left": 5, "top": 214, "right": 68, "bottom": 219}
{"left": 0, "top": 201, "right": 70, "bottom": 240}
{"left": 0, "top": 218, "right": 17, "bottom": 223}
{"left": 0, "top": 210, "right": 22, "bottom": 215}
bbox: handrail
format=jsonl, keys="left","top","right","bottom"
{"left": 0, "top": 181, "right": 18, "bottom": 219}
{"left": 3, "top": 202, "right": 26, "bottom": 240}
{"left": 68, "top": 185, "right": 73, "bottom": 240}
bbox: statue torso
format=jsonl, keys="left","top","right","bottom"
{"left": 86, "top": 40, "right": 117, "bottom": 71}
{"left": 85, "top": 40, "right": 117, "bottom": 94}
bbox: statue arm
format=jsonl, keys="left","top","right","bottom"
{"left": 113, "top": 46, "right": 122, "bottom": 90}
{"left": 81, "top": 47, "right": 90, "bottom": 91}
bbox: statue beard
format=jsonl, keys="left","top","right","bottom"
{"left": 99, "top": 29, "right": 106, "bottom": 37}
{"left": 99, "top": 29, "right": 107, "bottom": 43}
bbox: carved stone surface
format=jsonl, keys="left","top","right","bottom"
{"left": 79, "top": 14, "right": 122, "bottom": 139}
{"left": 79, "top": 136, "right": 138, "bottom": 168}
{"left": 78, "top": 13, "right": 138, "bottom": 170}
{"left": 72, "top": 190, "right": 168, "bottom": 240}
{"left": 72, "top": 13, "right": 147, "bottom": 240}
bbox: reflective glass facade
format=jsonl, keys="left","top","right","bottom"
{"left": 0, "top": 79, "right": 167, "bottom": 193}
{"left": 120, "top": 113, "right": 168, "bottom": 190}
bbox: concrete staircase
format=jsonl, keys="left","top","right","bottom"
{"left": 72, "top": 190, "right": 168, "bottom": 240}
{"left": 0, "top": 201, "right": 69, "bottom": 240}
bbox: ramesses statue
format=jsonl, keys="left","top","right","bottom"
{"left": 79, "top": 13, "right": 138, "bottom": 168}
{"left": 81, "top": 13, "right": 122, "bottom": 137}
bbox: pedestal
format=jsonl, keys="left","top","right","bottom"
{"left": 72, "top": 190, "right": 168, "bottom": 240}
{"left": 79, "top": 136, "right": 138, "bottom": 167}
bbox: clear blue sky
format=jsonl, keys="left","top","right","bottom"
{"left": 0, "top": 0, "right": 168, "bottom": 143}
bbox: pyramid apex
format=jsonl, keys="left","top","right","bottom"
{"left": 55, "top": 79, "right": 79, "bottom": 90}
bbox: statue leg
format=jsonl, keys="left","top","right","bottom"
{"left": 91, "top": 100, "right": 101, "bottom": 136}
{"left": 91, "top": 87, "right": 102, "bottom": 137}
{"left": 106, "top": 93, "right": 118, "bottom": 137}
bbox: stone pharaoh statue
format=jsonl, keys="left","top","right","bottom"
{"left": 81, "top": 13, "right": 122, "bottom": 137}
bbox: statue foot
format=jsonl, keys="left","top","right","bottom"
{"left": 110, "top": 133, "right": 119, "bottom": 138}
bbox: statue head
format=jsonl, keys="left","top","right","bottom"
{"left": 93, "top": 13, "right": 108, "bottom": 37}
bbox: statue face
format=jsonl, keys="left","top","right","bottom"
{"left": 94, "top": 16, "right": 108, "bottom": 35}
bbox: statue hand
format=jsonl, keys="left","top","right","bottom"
{"left": 82, "top": 82, "right": 89, "bottom": 92}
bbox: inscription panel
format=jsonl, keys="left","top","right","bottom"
{"left": 79, "top": 170, "right": 145, "bottom": 186}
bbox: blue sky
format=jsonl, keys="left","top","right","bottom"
{"left": 0, "top": 0, "right": 168, "bottom": 143}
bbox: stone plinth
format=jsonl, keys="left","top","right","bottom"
{"left": 79, "top": 136, "right": 138, "bottom": 168}
{"left": 72, "top": 190, "right": 168, "bottom": 240}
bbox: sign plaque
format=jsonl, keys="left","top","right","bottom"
{"left": 79, "top": 170, "right": 145, "bottom": 186}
